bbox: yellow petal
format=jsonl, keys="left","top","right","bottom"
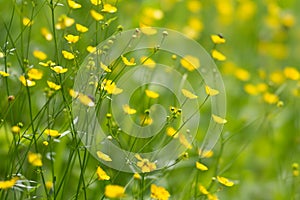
{"left": 101, "top": 3, "right": 117, "bottom": 13}
{"left": 62, "top": 50, "right": 75, "bottom": 60}
{"left": 198, "top": 185, "right": 209, "bottom": 195}
{"left": 181, "top": 88, "right": 198, "bottom": 99}
{"left": 216, "top": 176, "right": 234, "bottom": 187}
{"left": 180, "top": 55, "right": 200, "bottom": 71}
{"left": 0, "top": 71, "right": 10, "bottom": 77}
{"left": 205, "top": 85, "right": 219, "bottom": 96}
{"left": 196, "top": 161, "right": 208, "bottom": 171}
{"left": 122, "top": 104, "right": 136, "bottom": 114}
{"left": 75, "top": 23, "right": 88, "bottom": 33}
{"left": 28, "top": 152, "right": 43, "bottom": 167}
{"left": 67, "top": 0, "right": 82, "bottom": 9}
{"left": 121, "top": 55, "right": 136, "bottom": 66}
{"left": 90, "top": 0, "right": 101, "bottom": 5}
{"left": 64, "top": 34, "right": 79, "bottom": 43}
{"left": 212, "top": 114, "right": 227, "bottom": 124}
{"left": 212, "top": 50, "right": 226, "bottom": 61}
{"left": 28, "top": 68, "right": 43, "bottom": 80}
{"left": 140, "top": 56, "right": 156, "bottom": 68}
{"left": 78, "top": 93, "right": 95, "bottom": 107}
{"left": 105, "top": 185, "right": 125, "bottom": 198}
{"left": 47, "top": 81, "right": 61, "bottom": 90}
{"left": 211, "top": 34, "right": 226, "bottom": 44}
{"left": 97, "top": 151, "right": 112, "bottom": 161}
{"left": 145, "top": 89, "right": 159, "bottom": 99}
{"left": 90, "top": 9, "right": 104, "bottom": 21}
{"left": 96, "top": 166, "right": 110, "bottom": 180}
{"left": 33, "top": 50, "right": 47, "bottom": 60}
{"left": 19, "top": 75, "right": 36, "bottom": 87}
{"left": 44, "top": 129, "right": 61, "bottom": 137}
{"left": 166, "top": 127, "right": 178, "bottom": 138}
{"left": 100, "top": 62, "right": 112, "bottom": 72}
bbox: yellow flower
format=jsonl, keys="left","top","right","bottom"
{"left": 187, "top": 0, "right": 202, "bottom": 13}
{"left": 75, "top": 23, "right": 88, "bottom": 33}
{"left": 41, "top": 27, "right": 53, "bottom": 41}
{"left": 181, "top": 88, "right": 198, "bottom": 99}
{"left": 33, "top": 50, "right": 47, "bottom": 60}
{"left": 19, "top": 75, "right": 36, "bottom": 87}
{"left": 102, "top": 79, "right": 123, "bottom": 95}
{"left": 43, "top": 141, "right": 49, "bottom": 146}
{"left": 64, "top": 34, "right": 79, "bottom": 43}
{"left": 212, "top": 114, "right": 227, "bottom": 124}
{"left": 140, "top": 56, "right": 156, "bottom": 68}
{"left": 133, "top": 173, "right": 141, "bottom": 180}
{"left": 62, "top": 50, "right": 75, "bottom": 60}
{"left": 28, "top": 152, "right": 43, "bottom": 167}
{"left": 50, "top": 66, "right": 68, "bottom": 74}
{"left": 145, "top": 89, "right": 159, "bottom": 99}
{"left": 198, "top": 149, "right": 214, "bottom": 158}
{"left": 11, "top": 125, "right": 21, "bottom": 134}
{"left": 105, "top": 185, "right": 125, "bottom": 198}
{"left": 90, "top": 0, "right": 101, "bottom": 6}
{"left": 23, "top": 17, "right": 33, "bottom": 26}
{"left": 207, "top": 193, "right": 219, "bottom": 200}
{"left": 69, "top": 89, "right": 95, "bottom": 107}
{"left": 0, "top": 177, "right": 19, "bottom": 190}
{"left": 39, "top": 60, "right": 56, "bottom": 67}
{"left": 166, "top": 127, "right": 178, "bottom": 138}
{"left": 55, "top": 15, "right": 74, "bottom": 30}
{"left": 100, "top": 62, "right": 112, "bottom": 72}
{"left": 45, "top": 181, "right": 53, "bottom": 190}
{"left": 234, "top": 68, "right": 250, "bottom": 81}
{"left": 96, "top": 166, "right": 110, "bottom": 180}
{"left": 284, "top": 67, "right": 300, "bottom": 80}
{"left": 140, "top": 24, "right": 158, "bottom": 35}
{"left": 121, "top": 55, "right": 136, "bottom": 66}
{"left": 180, "top": 55, "right": 200, "bottom": 71}
{"left": 216, "top": 176, "right": 234, "bottom": 187}
{"left": 151, "top": 184, "right": 170, "bottom": 200}
{"left": 123, "top": 104, "right": 137, "bottom": 114}
{"left": 67, "top": 0, "right": 82, "bottom": 9}
{"left": 28, "top": 68, "right": 43, "bottom": 80}
{"left": 0, "top": 71, "right": 9, "bottom": 77}
{"left": 198, "top": 185, "right": 209, "bottom": 195}
{"left": 135, "top": 154, "right": 157, "bottom": 173}
{"left": 44, "top": 129, "right": 61, "bottom": 137}
{"left": 205, "top": 85, "right": 219, "bottom": 96}
{"left": 102, "top": 4, "right": 117, "bottom": 13}
{"left": 90, "top": 9, "right": 104, "bottom": 21}
{"left": 47, "top": 81, "right": 61, "bottom": 90}
{"left": 269, "top": 71, "right": 285, "bottom": 85}
{"left": 212, "top": 50, "right": 226, "bottom": 61}
{"left": 263, "top": 92, "right": 279, "bottom": 104}
{"left": 97, "top": 151, "right": 112, "bottom": 162}
{"left": 244, "top": 84, "right": 259, "bottom": 96}
{"left": 211, "top": 34, "right": 226, "bottom": 44}
{"left": 86, "top": 46, "right": 97, "bottom": 53}
{"left": 179, "top": 133, "right": 192, "bottom": 149}
{"left": 292, "top": 163, "right": 299, "bottom": 177}
{"left": 196, "top": 161, "right": 208, "bottom": 171}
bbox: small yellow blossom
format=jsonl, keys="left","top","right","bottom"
{"left": 101, "top": 79, "right": 123, "bottom": 95}
{"left": 211, "top": 34, "right": 226, "bottom": 44}
{"left": 187, "top": 0, "right": 202, "bottom": 13}
{"left": 284, "top": 67, "right": 300, "bottom": 80}
{"left": 205, "top": 85, "right": 220, "bottom": 96}
{"left": 196, "top": 161, "right": 208, "bottom": 171}
{"left": 55, "top": 15, "right": 74, "bottom": 30}
{"left": 269, "top": 71, "right": 285, "bottom": 85}
{"left": 0, "top": 177, "right": 19, "bottom": 190}
{"left": 140, "top": 24, "right": 158, "bottom": 35}
{"left": 96, "top": 166, "right": 110, "bottom": 180}
{"left": 207, "top": 193, "right": 219, "bottom": 200}
{"left": 45, "top": 181, "right": 53, "bottom": 190}
{"left": 11, "top": 125, "right": 20, "bottom": 134}
{"left": 198, "top": 149, "right": 214, "bottom": 158}
{"left": 28, "top": 152, "right": 43, "bottom": 167}
{"left": 133, "top": 173, "right": 141, "bottom": 180}
{"left": 180, "top": 55, "right": 200, "bottom": 71}
{"left": 69, "top": 90, "right": 95, "bottom": 107}
{"left": 216, "top": 176, "right": 234, "bottom": 187}
{"left": 50, "top": 66, "right": 68, "bottom": 74}
{"left": 263, "top": 92, "right": 279, "bottom": 104}
{"left": 123, "top": 104, "right": 137, "bottom": 114}
{"left": 43, "top": 141, "right": 49, "bottom": 146}
{"left": 67, "top": 0, "right": 82, "bottom": 9}
{"left": 140, "top": 56, "right": 156, "bottom": 68}
{"left": 179, "top": 133, "right": 192, "bottom": 149}
{"left": 28, "top": 68, "right": 43, "bottom": 80}
{"left": 100, "top": 62, "right": 112, "bottom": 72}
{"left": 166, "top": 127, "right": 178, "bottom": 138}
{"left": 44, "top": 129, "right": 61, "bottom": 137}
{"left": 198, "top": 185, "right": 209, "bottom": 195}
{"left": 47, "top": 81, "right": 61, "bottom": 90}
{"left": 292, "top": 163, "right": 299, "bottom": 177}
{"left": 105, "top": 185, "right": 125, "bottom": 198}
{"left": 62, "top": 50, "right": 75, "bottom": 60}
{"left": 145, "top": 89, "right": 159, "bottom": 99}
{"left": 0, "top": 71, "right": 9, "bottom": 77}
{"left": 39, "top": 60, "right": 56, "bottom": 67}
{"left": 234, "top": 68, "right": 250, "bottom": 81}
{"left": 151, "top": 184, "right": 170, "bottom": 200}
{"left": 181, "top": 89, "right": 198, "bottom": 99}
{"left": 33, "top": 50, "right": 47, "bottom": 60}
{"left": 23, "top": 17, "right": 33, "bottom": 26}
{"left": 90, "top": 9, "right": 104, "bottom": 21}
{"left": 212, "top": 50, "right": 226, "bottom": 61}
{"left": 212, "top": 114, "right": 227, "bottom": 124}
{"left": 121, "top": 55, "right": 136, "bottom": 66}
{"left": 244, "top": 84, "right": 259, "bottom": 95}
{"left": 86, "top": 46, "right": 97, "bottom": 53}
{"left": 97, "top": 151, "right": 112, "bottom": 162}
{"left": 102, "top": 4, "right": 117, "bottom": 13}
{"left": 90, "top": 0, "right": 101, "bottom": 6}
{"left": 135, "top": 154, "right": 157, "bottom": 173}
{"left": 19, "top": 75, "right": 36, "bottom": 87}
{"left": 75, "top": 23, "right": 88, "bottom": 33}
{"left": 64, "top": 34, "right": 79, "bottom": 44}
{"left": 41, "top": 27, "right": 53, "bottom": 41}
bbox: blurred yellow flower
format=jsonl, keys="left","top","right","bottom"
{"left": 90, "top": 0, "right": 101, "bottom": 6}
{"left": 62, "top": 50, "right": 75, "bottom": 60}
{"left": 100, "top": 62, "right": 111, "bottom": 72}
{"left": 64, "top": 34, "right": 79, "bottom": 43}
{"left": 187, "top": 0, "right": 202, "bottom": 13}
{"left": 47, "top": 81, "right": 61, "bottom": 90}
{"left": 39, "top": 60, "right": 56, "bottom": 67}
{"left": 135, "top": 154, "right": 157, "bottom": 173}
{"left": 23, "top": 17, "right": 33, "bottom": 26}
{"left": 198, "top": 149, "right": 214, "bottom": 158}
{"left": 212, "top": 50, "right": 226, "bottom": 61}
{"left": 97, "top": 151, "right": 112, "bottom": 162}
{"left": 198, "top": 185, "right": 209, "bottom": 195}
{"left": 28, "top": 68, "right": 43, "bottom": 80}
{"left": 123, "top": 104, "right": 136, "bottom": 114}
{"left": 45, "top": 181, "right": 53, "bottom": 190}
{"left": 51, "top": 66, "right": 68, "bottom": 74}
{"left": 11, "top": 125, "right": 20, "bottom": 134}
{"left": 145, "top": 89, "right": 159, "bottom": 99}
{"left": 41, "top": 28, "right": 53, "bottom": 41}
{"left": 179, "top": 133, "right": 192, "bottom": 149}
{"left": 44, "top": 129, "right": 61, "bottom": 137}
{"left": 196, "top": 161, "right": 208, "bottom": 171}
{"left": 181, "top": 89, "right": 198, "bottom": 99}
{"left": 205, "top": 85, "right": 219, "bottom": 96}
{"left": 55, "top": 15, "right": 74, "bottom": 30}
{"left": 96, "top": 166, "right": 110, "bottom": 180}
{"left": 284, "top": 67, "right": 300, "bottom": 80}
{"left": 102, "top": 4, "right": 117, "bottom": 13}
{"left": 216, "top": 176, "right": 234, "bottom": 187}
{"left": 70, "top": 90, "right": 95, "bottom": 107}
{"left": 269, "top": 71, "right": 285, "bottom": 85}
{"left": 244, "top": 84, "right": 259, "bottom": 95}
{"left": 105, "top": 185, "right": 125, "bottom": 198}
{"left": 166, "top": 127, "right": 178, "bottom": 138}
{"left": 140, "top": 24, "right": 158, "bottom": 35}
{"left": 19, "top": 75, "right": 36, "bottom": 87}
{"left": 180, "top": 55, "right": 200, "bottom": 71}
{"left": 140, "top": 56, "right": 156, "bottom": 68}
{"left": 90, "top": 9, "right": 104, "bottom": 21}
{"left": 0, "top": 71, "right": 9, "bottom": 77}
{"left": 86, "top": 46, "right": 97, "bottom": 53}
{"left": 121, "top": 55, "right": 136, "bottom": 66}
{"left": 101, "top": 79, "right": 123, "bottom": 95}
{"left": 263, "top": 92, "right": 279, "bottom": 104}
{"left": 0, "top": 177, "right": 19, "bottom": 190}
{"left": 234, "top": 68, "right": 250, "bottom": 81}
{"left": 28, "top": 152, "right": 43, "bottom": 167}
{"left": 151, "top": 184, "right": 170, "bottom": 200}
{"left": 212, "top": 114, "right": 227, "bottom": 124}
{"left": 211, "top": 34, "right": 225, "bottom": 44}
{"left": 75, "top": 23, "right": 88, "bottom": 33}
{"left": 133, "top": 173, "right": 141, "bottom": 180}
{"left": 292, "top": 163, "right": 299, "bottom": 177}
{"left": 33, "top": 50, "right": 47, "bottom": 60}
{"left": 67, "top": 0, "right": 82, "bottom": 9}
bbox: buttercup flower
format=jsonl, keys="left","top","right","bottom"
{"left": 0, "top": 71, "right": 9, "bottom": 77}
{"left": 67, "top": 0, "right": 82, "bottom": 9}
{"left": 19, "top": 75, "right": 36, "bottom": 87}
{"left": 27, "top": 68, "right": 43, "bottom": 80}
{"left": 101, "top": 79, "right": 123, "bottom": 95}
{"left": 181, "top": 88, "right": 198, "bottom": 99}
{"left": 211, "top": 34, "right": 226, "bottom": 44}
{"left": 47, "top": 81, "right": 61, "bottom": 90}
{"left": 44, "top": 129, "right": 61, "bottom": 137}
{"left": 62, "top": 50, "right": 75, "bottom": 60}
{"left": 51, "top": 66, "right": 68, "bottom": 74}
{"left": 105, "top": 185, "right": 125, "bottom": 198}
{"left": 96, "top": 166, "right": 110, "bottom": 180}
{"left": 28, "top": 152, "right": 43, "bottom": 167}
{"left": 180, "top": 55, "right": 200, "bottom": 71}
{"left": 151, "top": 184, "right": 170, "bottom": 200}
{"left": 90, "top": 9, "right": 104, "bottom": 21}
{"left": 205, "top": 85, "right": 219, "bottom": 96}
{"left": 97, "top": 151, "right": 112, "bottom": 162}
{"left": 196, "top": 161, "right": 208, "bottom": 171}
{"left": 135, "top": 154, "right": 157, "bottom": 173}
{"left": 145, "top": 89, "right": 159, "bottom": 99}
{"left": 121, "top": 55, "right": 136, "bottom": 66}
{"left": 102, "top": 4, "right": 117, "bottom": 13}
{"left": 64, "top": 34, "right": 79, "bottom": 43}
{"left": 76, "top": 23, "right": 88, "bottom": 33}
{"left": 0, "top": 177, "right": 19, "bottom": 190}
{"left": 211, "top": 50, "right": 226, "bottom": 61}
{"left": 216, "top": 176, "right": 234, "bottom": 187}
{"left": 212, "top": 114, "right": 227, "bottom": 124}
{"left": 33, "top": 50, "right": 47, "bottom": 60}
{"left": 123, "top": 104, "right": 137, "bottom": 114}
